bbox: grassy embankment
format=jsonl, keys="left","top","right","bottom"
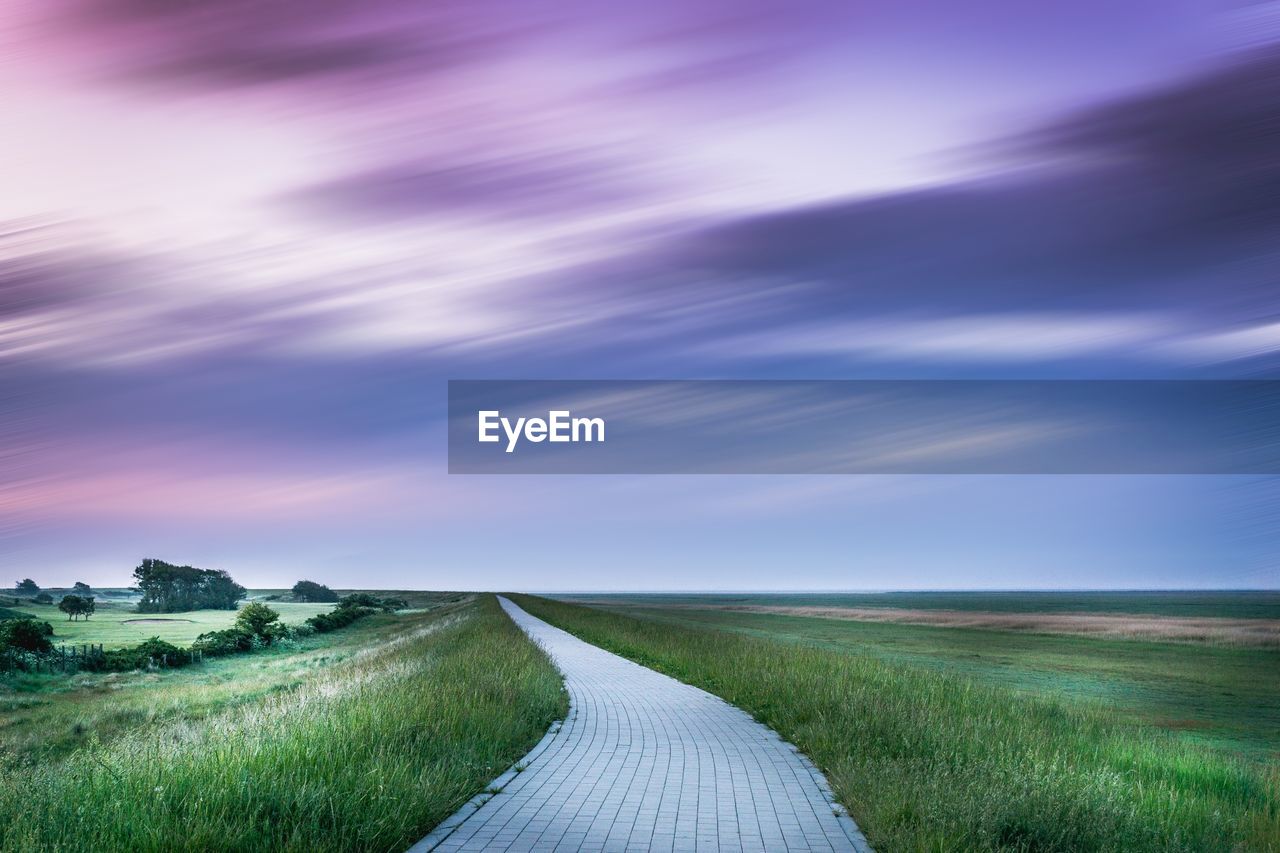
{"left": 0, "top": 594, "right": 566, "bottom": 852}
{"left": 513, "top": 594, "right": 1280, "bottom": 852}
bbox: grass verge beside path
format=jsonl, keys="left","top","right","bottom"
{"left": 511, "top": 594, "right": 1280, "bottom": 852}
{"left": 0, "top": 594, "right": 567, "bottom": 852}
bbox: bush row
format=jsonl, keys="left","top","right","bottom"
{"left": 304, "top": 594, "right": 405, "bottom": 633}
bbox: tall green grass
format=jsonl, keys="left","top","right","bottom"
{"left": 0, "top": 595, "right": 566, "bottom": 852}
{"left": 513, "top": 594, "right": 1280, "bottom": 852}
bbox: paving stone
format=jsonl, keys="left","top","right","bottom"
{"left": 409, "top": 597, "right": 872, "bottom": 852}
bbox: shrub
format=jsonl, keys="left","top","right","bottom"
{"left": 338, "top": 593, "right": 382, "bottom": 608}
{"left": 235, "top": 603, "right": 280, "bottom": 641}
{"left": 339, "top": 593, "right": 406, "bottom": 612}
{"left": 306, "top": 604, "right": 377, "bottom": 633}
{"left": 0, "top": 618, "right": 54, "bottom": 654}
{"left": 98, "top": 637, "right": 190, "bottom": 672}
{"left": 33, "top": 593, "right": 53, "bottom": 605}
{"left": 191, "top": 628, "right": 254, "bottom": 657}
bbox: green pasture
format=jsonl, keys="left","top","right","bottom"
{"left": 517, "top": 594, "right": 1280, "bottom": 852}
{"left": 9, "top": 599, "right": 335, "bottom": 649}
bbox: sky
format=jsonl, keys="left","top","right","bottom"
{"left": 1, "top": 0, "right": 1277, "bottom": 590}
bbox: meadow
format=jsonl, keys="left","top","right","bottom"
{"left": 7, "top": 597, "right": 335, "bottom": 649}
{"left": 559, "top": 590, "right": 1280, "bottom": 619}
{"left": 566, "top": 597, "right": 1280, "bottom": 760}
{"left": 0, "top": 594, "right": 567, "bottom": 852}
{"left": 515, "top": 593, "right": 1280, "bottom": 852}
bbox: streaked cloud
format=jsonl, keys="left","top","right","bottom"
{"left": 1, "top": 0, "right": 1274, "bottom": 586}
{"left": 700, "top": 314, "right": 1175, "bottom": 364}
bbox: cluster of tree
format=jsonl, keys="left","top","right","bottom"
{"left": 134, "top": 559, "right": 246, "bottom": 613}
{"left": 20, "top": 582, "right": 93, "bottom": 609}
{"left": 291, "top": 580, "right": 339, "bottom": 602}
{"left": 11, "top": 581, "right": 93, "bottom": 601}
{"left": 57, "top": 594, "right": 95, "bottom": 621}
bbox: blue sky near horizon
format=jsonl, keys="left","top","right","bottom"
{"left": 1, "top": 0, "right": 1277, "bottom": 590}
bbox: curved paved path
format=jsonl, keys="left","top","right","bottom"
{"left": 411, "top": 597, "right": 870, "bottom": 853}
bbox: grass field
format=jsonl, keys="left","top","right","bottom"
{"left": 515, "top": 593, "right": 1280, "bottom": 852}
{"left": 0, "top": 594, "right": 567, "bottom": 851}
{"left": 5, "top": 589, "right": 458, "bottom": 649}
{"left": 8, "top": 598, "right": 336, "bottom": 649}
{"left": 567, "top": 599, "right": 1280, "bottom": 760}
{"left": 556, "top": 590, "right": 1280, "bottom": 619}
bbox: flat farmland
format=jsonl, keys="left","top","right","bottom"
{"left": 560, "top": 590, "right": 1280, "bottom": 619}
{"left": 557, "top": 592, "right": 1280, "bottom": 761}
{"left": 522, "top": 593, "right": 1280, "bottom": 851}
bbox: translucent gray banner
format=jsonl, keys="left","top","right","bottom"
{"left": 447, "top": 380, "right": 1280, "bottom": 474}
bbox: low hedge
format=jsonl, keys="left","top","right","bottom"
{"left": 306, "top": 604, "right": 377, "bottom": 633}
{"left": 98, "top": 638, "right": 191, "bottom": 672}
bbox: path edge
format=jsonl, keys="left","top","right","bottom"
{"left": 406, "top": 619, "right": 573, "bottom": 851}
{"left": 408, "top": 595, "right": 874, "bottom": 852}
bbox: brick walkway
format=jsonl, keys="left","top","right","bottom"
{"left": 410, "top": 596, "right": 871, "bottom": 852}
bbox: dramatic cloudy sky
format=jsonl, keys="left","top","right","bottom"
{"left": 1, "top": 0, "right": 1277, "bottom": 589}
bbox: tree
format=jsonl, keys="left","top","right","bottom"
{"left": 72, "top": 581, "right": 91, "bottom": 594}
{"left": 235, "top": 602, "right": 280, "bottom": 641}
{"left": 15, "top": 579, "right": 38, "bottom": 595}
{"left": 58, "top": 594, "right": 95, "bottom": 621}
{"left": 58, "top": 595, "right": 82, "bottom": 620}
{"left": 291, "top": 580, "right": 339, "bottom": 602}
{"left": 0, "top": 618, "right": 54, "bottom": 653}
{"left": 33, "top": 593, "right": 53, "bottom": 605}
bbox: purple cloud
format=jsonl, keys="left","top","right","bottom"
{"left": 286, "top": 152, "right": 648, "bottom": 224}
{"left": 1011, "top": 43, "right": 1280, "bottom": 234}
{"left": 68, "top": 0, "right": 534, "bottom": 90}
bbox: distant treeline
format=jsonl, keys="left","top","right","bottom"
{"left": 134, "top": 558, "right": 246, "bottom": 612}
